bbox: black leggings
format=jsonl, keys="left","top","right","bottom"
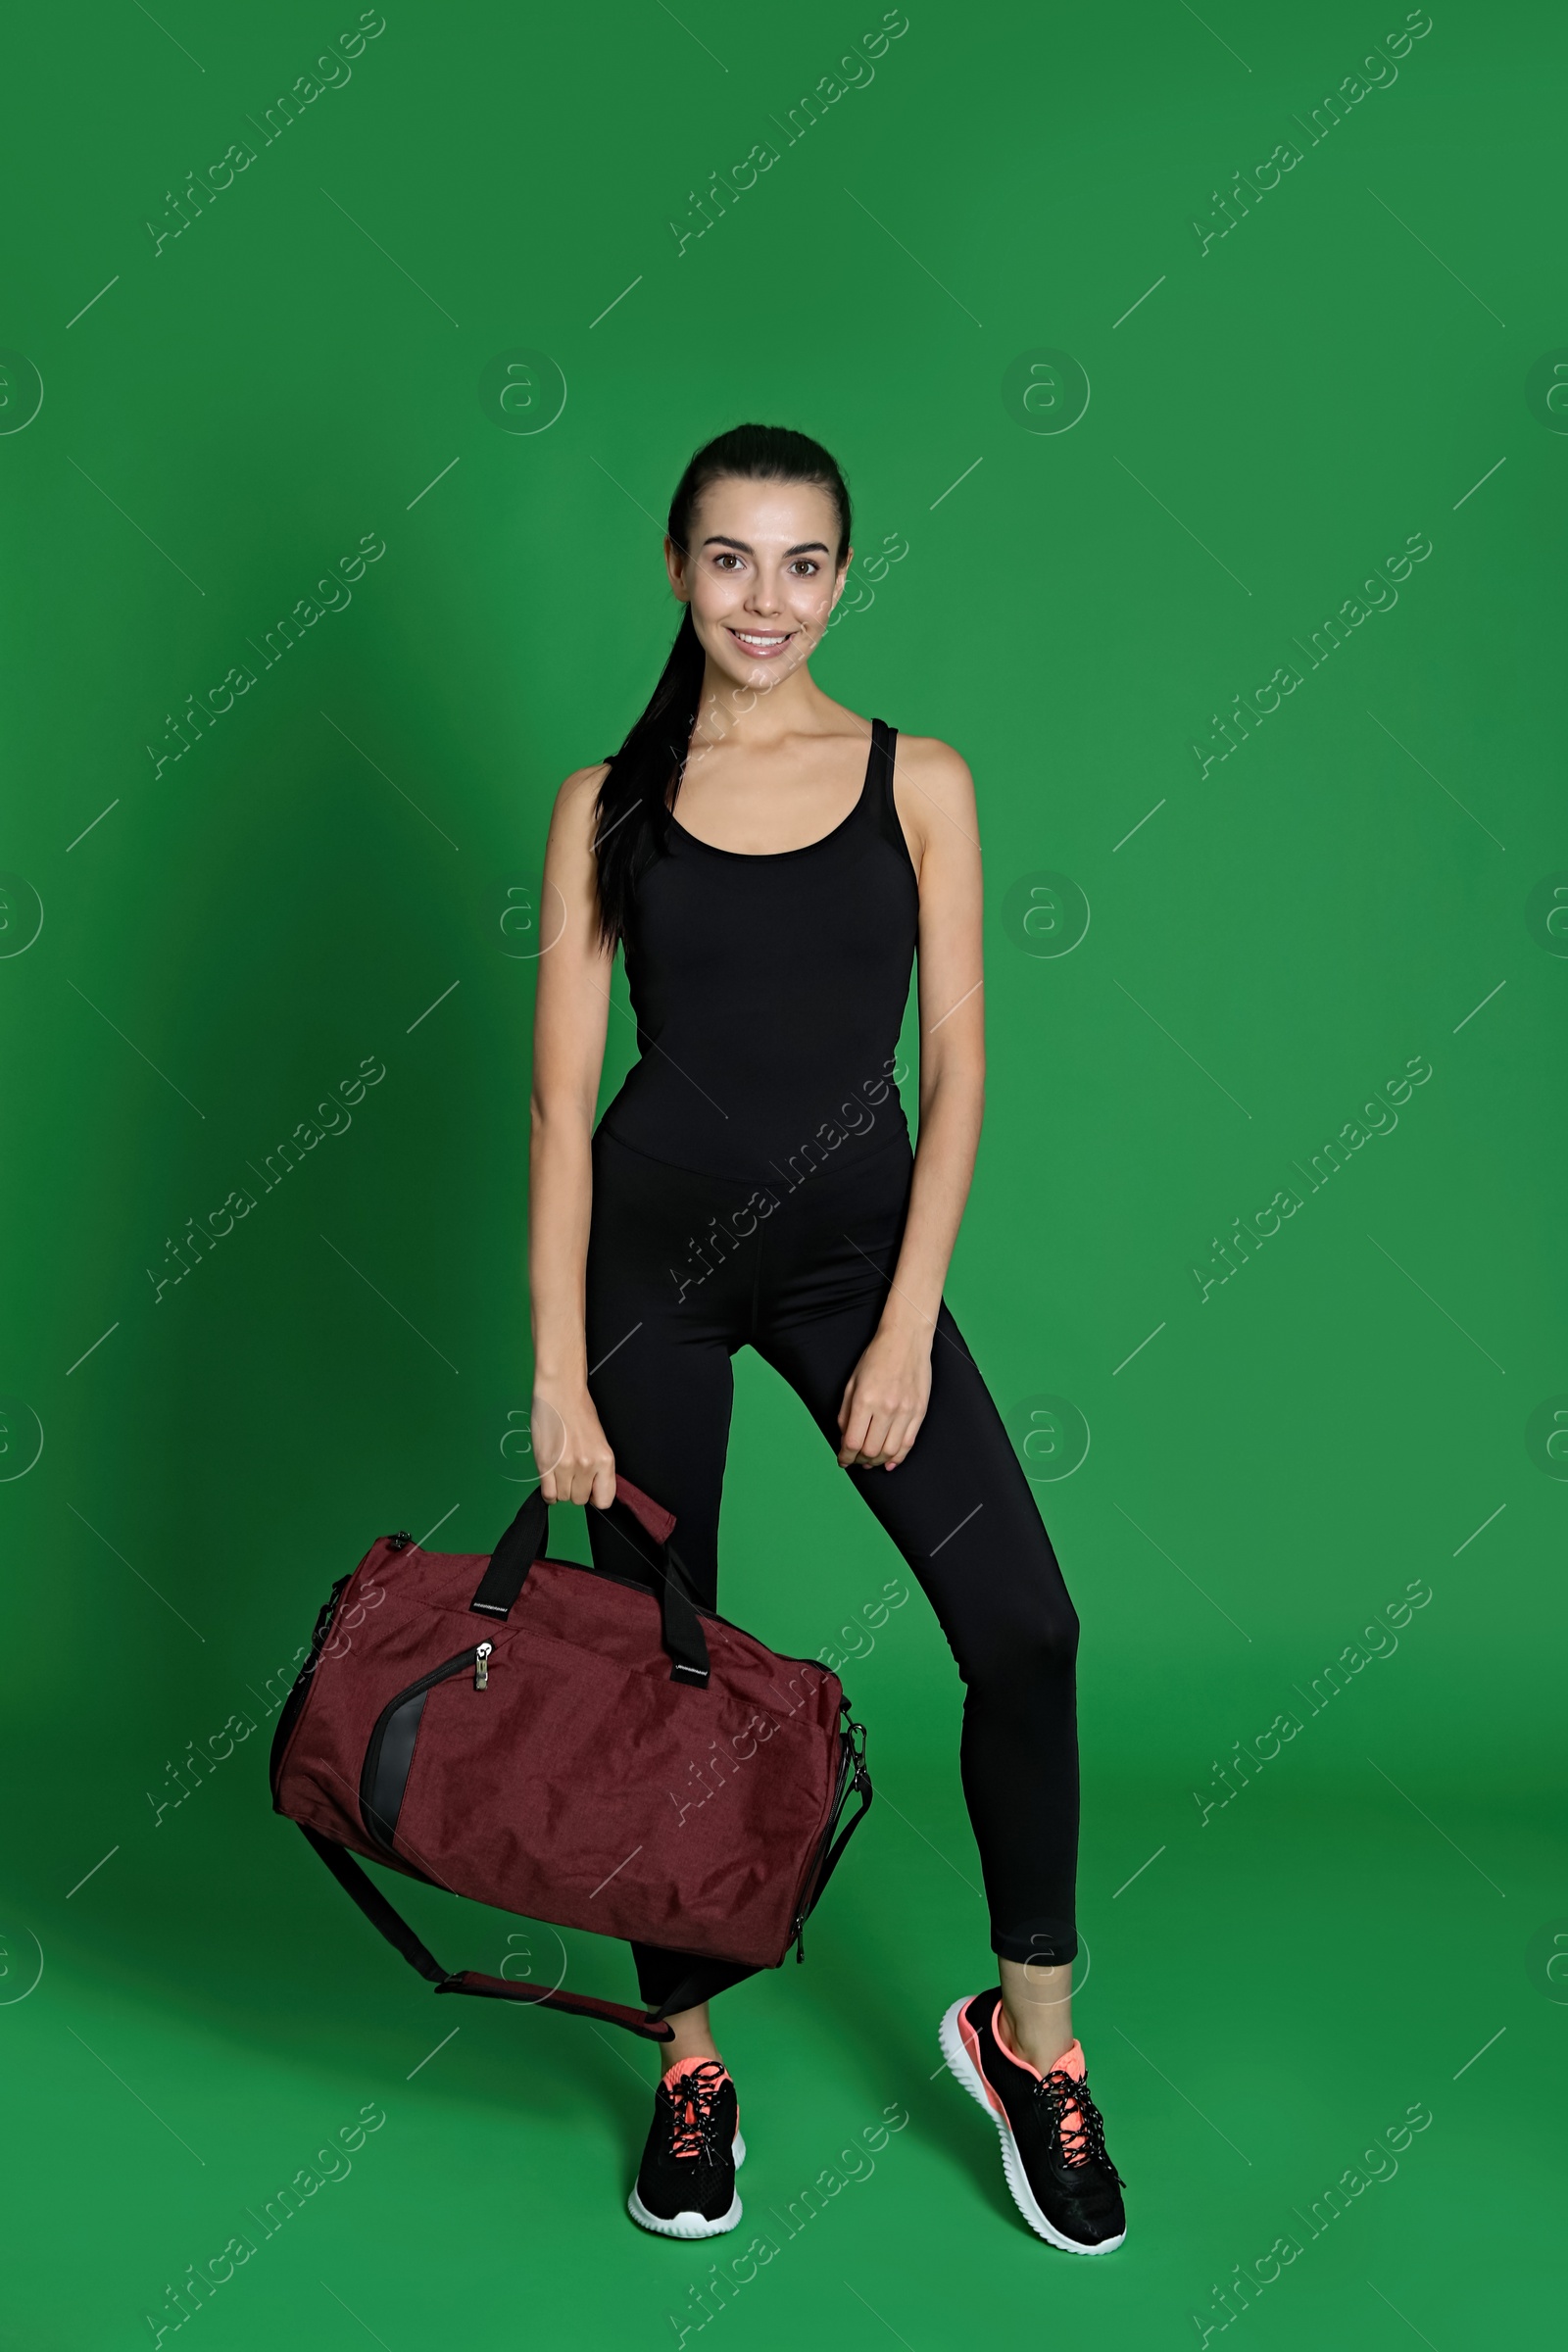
{"left": 584, "top": 1124, "right": 1080, "bottom": 2019}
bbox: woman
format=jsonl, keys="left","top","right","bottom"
{"left": 528, "top": 424, "right": 1124, "bottom": 2254}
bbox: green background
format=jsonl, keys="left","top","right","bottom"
{"left": 2, "top": 0, "right": 1563, "bottom": 2342}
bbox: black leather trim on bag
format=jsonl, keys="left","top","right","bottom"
{"left": 362, "top": 1689, "right": 428, "bottom": 1849}
{"left": 359, "top": 1648, "right": 484, "bottom": 1852}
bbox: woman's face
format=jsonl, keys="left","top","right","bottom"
{"left": 666, "top": 476, "right": 850, "bottom": 693}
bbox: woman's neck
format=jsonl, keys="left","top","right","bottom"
{"left": 691, "top": 657, "right": 835, "bottom": 759}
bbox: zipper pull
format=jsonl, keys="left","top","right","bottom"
{"left": 474, "top": 1642, "right": 492, "bottom": 1690}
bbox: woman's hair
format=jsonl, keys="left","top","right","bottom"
{"left": 591, "top": 422, "right": 852, "bottom": 948}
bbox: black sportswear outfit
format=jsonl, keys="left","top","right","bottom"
{"left": 585, "top": 721, "right": 1080, "bottom": 2019}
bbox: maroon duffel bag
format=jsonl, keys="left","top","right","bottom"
{"left": 270, "top": 1478, "right": 871, "bottom": 2040}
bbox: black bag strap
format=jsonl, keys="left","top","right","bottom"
{"left": 595, "top": 1505, "right": 711, "bottom": 1689}
{"left": 467, "top": 1487, "right": 549, "bottom": 1617}
{"left": 793, "top": 1714, "right": 874, "bottom": 1960}
{"left": 812, "top": 1721, "right": 875, "bottom": 1913}
{"left": 300, "top": 1827, "right": 674, "bottom": 2041}
{"left": 467, "top": 1480, "right": 710, "bottom": 1687}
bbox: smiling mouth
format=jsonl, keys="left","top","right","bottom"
{"left": 727, "top": 627, "right": 794, "bottom": 655}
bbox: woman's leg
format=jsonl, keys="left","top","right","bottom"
{"left": 764, "top": 1303, "right": 1081, "bottom": 2061}
{"left": 754, "top": 1155, "right": 1082, "bottom": 2068}
{"left": 997, "top": 1956, "right": 1075, "bottom": 2070}
{"left": 623, "top": 1953, "right": 758, "bottom": 2061}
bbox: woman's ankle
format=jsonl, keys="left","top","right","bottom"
{"left": 657, "top": 2002, "right": 720, "bottom": 2073}
{"left": 996, "top": 1956, "right": 1074, "bottom": 2073}
{"left": 998, "top": 2002, "right": 1072, "bottom": 2074}
{"left": 661, "top": 2036, "right": 721, "bottom": 2073}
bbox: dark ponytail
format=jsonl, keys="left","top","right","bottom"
{"left": 592, "top": 422, "right": 852, "bottom": 949}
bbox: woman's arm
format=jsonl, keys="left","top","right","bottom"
{"left": 837, "top": 736, "right": 985, "bottom": 1471}
{"left": 528, "top": 763, "right": 618, "bottom": 1507}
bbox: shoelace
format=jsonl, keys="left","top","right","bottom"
{"left": 662, "top": 2061, "right": 730, "bottom": 2164}
{"left": 1035, "top": 2066, "right": 1117, "bottom": 2176}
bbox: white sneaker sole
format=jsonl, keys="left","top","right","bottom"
{"left": 939, "top": 2000, "right": 1125, "bottom": 2256}
{"left": 626, "top": 2131, "right": 746, "bottom": 2239}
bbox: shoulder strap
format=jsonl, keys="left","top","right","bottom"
{"left": 792, "top": 1713, "right": 874, "bottom": 1961}
{"left": 299, "top": 1826, "right": 675, "bottom": 2041}
{"left": 867, "top": 719, "right": 911, "bottom": 868}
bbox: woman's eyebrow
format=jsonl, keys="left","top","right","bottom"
{"left": 700, "top": 535, "right": 832, "bottom": 556}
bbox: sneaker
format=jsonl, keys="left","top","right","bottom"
{"left": 627, "top": 2056, "right": 746, "bottom": 2239}
{"left": 940, "top": 1989, "right": 1126, "bottom": 2253}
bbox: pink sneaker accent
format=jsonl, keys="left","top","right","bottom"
{"left": 992, "top": 2006, "right": 1092, "bottom": 2165}
{"left": 958, "top": 2006, "right": 1006, "bottom": 2121}
{"left": 661, "top": 2054, "right": 723, "bottom": 2090}
{"left": 660, "top": 2057, "right": 738, "bottom": 2162}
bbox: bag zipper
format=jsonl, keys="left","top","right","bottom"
{"left": 360, "top": 1643, "right": 493, "bottom": 1854}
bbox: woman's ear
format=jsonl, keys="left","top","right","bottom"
{"left": 664, "top": 534, "right": 689, "bottom": 602}
{"left": 828, "top": 546, "right": 854, "bottom": 610}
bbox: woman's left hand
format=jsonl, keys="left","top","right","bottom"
{"left": 837, "top": 1323, "right": 933, "bottom": 1470}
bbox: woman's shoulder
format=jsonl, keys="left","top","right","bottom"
{"left": 557, "top": 759, "right": 611, "bottom": 802}
{"left": 889, "top": 732, "right": 978, "bottom": 852}
{"left": 547, "top": 760, "right": 611, "bottom": 839}
{"left": 892, "top": 730, "right": 971, "bottom": 783}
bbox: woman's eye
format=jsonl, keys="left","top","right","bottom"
{"left": 790, "top": 560, "right": 819, "bottom": 575}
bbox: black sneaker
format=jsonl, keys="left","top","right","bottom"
{"left": 627, "top": 2058, "right": 746, "bottom": 2239}
{"left": 940, "top": 1990, "right": 1126, "bottom": 2253}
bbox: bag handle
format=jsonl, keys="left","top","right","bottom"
{"left": 299, "top": 1827, "right": 674, "bottom": 2041}
{"left": 466, "top": 1477, "right": 710, "bottom": 1689}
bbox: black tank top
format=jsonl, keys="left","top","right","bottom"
{"left": 598, "top": 719, "right": 919, "bottom": 1184}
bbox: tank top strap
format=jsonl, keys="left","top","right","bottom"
{"left": 867, "top": 717, "right": 912, "bottom": 872}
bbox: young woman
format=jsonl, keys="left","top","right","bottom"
{"left": 527, "top": 424, "right": 1125, "bottom": 2255}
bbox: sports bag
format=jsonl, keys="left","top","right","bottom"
{"left": 270, "top": 1478, "right": 872, "bottom": 2040}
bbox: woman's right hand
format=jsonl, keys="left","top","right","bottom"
{"left": 532, "top": 1383, "right": 616, "bottom": 1510}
